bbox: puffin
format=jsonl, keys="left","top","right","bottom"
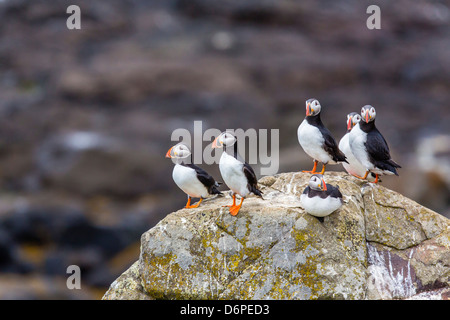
{"left": 300, "top": 174, "right": 343, "bottom": 218}
{"left": 348, "top": 105, "right": 401, "bottom": 183}
{"left": 297, "top": 98, "right": 347, "bottom": 174}
{"left": 166, "top": 143, "right": 222, "bottom": 209}
{"left": 338, "top": 112, "right": 378, "bottom": 182}
{"left": 212, "top": 132, "right": 263, "bottom": 216}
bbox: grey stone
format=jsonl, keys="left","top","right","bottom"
{"left": 103, "top": 172, "right": 450, "bottom": 300}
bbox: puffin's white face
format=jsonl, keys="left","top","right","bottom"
{"left": 212, "top": 132, "right": 237, "bottom": 149}
{"left": 306, "top": 98, "right": 321, "bottom": 117}
{"left": 308, "top": 174, "right": 327, "bottom": 191}
{"left": 361, "top": 105, "right": 376, "bottom": 123}
{"left": 347, "top": 112, "right": 362, "bottom": 130}
{"left": 165, "top": 144, "right": 191, "bottom": 159}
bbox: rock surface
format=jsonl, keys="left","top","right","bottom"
{"left": 103, "top": 172, "right": 450, "bottom": 300}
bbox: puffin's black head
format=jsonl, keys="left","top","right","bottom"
{"left": 305, "top": 98, "right": 321, "bottom": 117}
{"left": 346, "top": 112, "right": 361, "bottom": 131}
{"left": 166, "top": 143, "right": 191, "bottom": 159}
{"left": 308, "top": 174, "right": 327, "bottom": 191}
{"left": 361, "top": 105, "right": 376, "bottom": 123}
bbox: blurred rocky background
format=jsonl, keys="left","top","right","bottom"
{"left": 0, "top": 0, "right": 448, "bottom": 299}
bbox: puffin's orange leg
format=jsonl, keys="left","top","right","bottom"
{"left": 319, "top": 164, "right": 326, "bottom": 175}
{"left": 184, "top": 196, "right": 192, "bottom": 208}
{"left": 302, "top": 160, "right": 318, "bottom": 174}
{"left": 373, "top": 174, "right": 379, "bottom": 184}
{"left": 229, "top": 197, "right": 244, "bottom": 216}
{"left": 223, "top": 194, "right": 236, "bottom": 208}
{"left": 353, "top": 171, "right": 369, "bottom": 180}
{"left": 186, "top": 198, "right": 203, "bottom": 209}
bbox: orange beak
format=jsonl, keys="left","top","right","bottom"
{"left": 347, "top": 117, "right": 352, "bottom": 131}
{"left": 322, "top": 179, "right": 327, "bottom": 191}
{"left": 306, "top": 103, "right": 310, "bottom": 116}
{"left": 212, "top": 136, "right": 221, "bottom": 149}
{"left": 165, "top": 146, "right": 173, "bottom": 158}
{"left": 365, "top": 113, "right": 369, "bottom": 123}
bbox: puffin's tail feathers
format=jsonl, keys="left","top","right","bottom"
{"left": 210, "top": 183, "right": 223, "bottom": 196}
{"left": 251, "top": 185, "right": 264, "bottom": 199}
{"left": 387, "top": 162, "right": 401, "bottom": 176}
{"left": 389, "top": 159, "right": 401, "bottom": 176}
{"left": 211, "top": 188, "right": 223, "bottom": 196}
{"left": 336, "top": 149, "right": 348, "bottom": 164}
{"left": 388, "top": 159, "right": 401, "bottom": 169}
{"left": 377, "top": 159, "right": 401, "bottom": 176}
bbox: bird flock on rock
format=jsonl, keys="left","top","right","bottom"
{"left": 166, "top": 98, "right": 401, "bottom": 218}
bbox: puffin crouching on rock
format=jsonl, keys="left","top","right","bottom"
{"left": 300, "top": 174, "right": 343, "bottom": 218}
{"left": 297, "top": 98, "right": 347, "bottom": 174}
{"left": 212, "top": 131, "right": 263, "bottom": 216}
{"left": 166, "top": 144, "right": 222, "bottom": 209}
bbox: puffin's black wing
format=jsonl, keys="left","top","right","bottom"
{"left": 365, "top": 129, "right": 401, "bottom": 175}
{"left": 321, "top": 127, "right": 348, "bottom": 163}
{"left": 243, "top": 162, "right": 263, "bottom": 198}
{"left": 302, "top": 186, "right": 310, "bottom": 195}
{"left": 306, "top": 115, "right": 347, "bottom": 163}
{"left": 325, "top": 184, "right": 343, "bottom": 201}
{"left": 184, "top": 164, "right": 222, "bottom": 195}
{"left": 305, "top": 185, "right": 341, "bottom": 200}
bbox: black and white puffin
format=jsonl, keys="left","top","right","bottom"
{"left": 300, "top": 174, "right": 343, "bottom": 218}
{"left": 338, "top": 112, "right": 378, "bottom": 182}
{"left": 297, "top": 98, "right": 347, "bottom": 174}
{"left": 166, "top": 143, "right": 222, "bottom": 209}
{"left": 348, "top": 105, "right": 401, "bottom": 183}
{"left": 212, "top": 132, "right": 263, "bottom": 216}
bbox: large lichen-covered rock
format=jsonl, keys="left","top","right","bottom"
{"left": 102, "top": 172, "right": 450, "bottom": 300}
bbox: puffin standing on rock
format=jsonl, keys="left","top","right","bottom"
{"left": 297, "top": 98, "right": 347, "bottom": 174}
{"left": 339, "top": 112, "right": 378, "bottom": 182}
{"left": 166, "top": 144, "right": 222, "bottom": 209}
{"left": 300, "top": 174, "right": 343, "bottom": 218}
{"left": 212, "top": 132, "right": 263, "bottom": 216}
{"left": 349, "top": 105, "right": 401, "bottom": 183}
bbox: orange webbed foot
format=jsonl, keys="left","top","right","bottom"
{"left": 185, "top": 198, "right": 202, "bottom": 209}
{"left": 353, "top": 171, "right": 369, "bottom": 180}
{"left": 229, "top": 204, "right": 242, "bottom": 216}
{"left": 228, "top": 197, "right": 244, "bottom": 216}
{"left": 302, "top": 160, "right": 318, "bottom": 174}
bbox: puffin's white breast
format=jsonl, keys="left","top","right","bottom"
{"left": 348, "top": 123, "right": 372, "bottom": 171}
{"left": 172, "top": 164, "right": 209, "bottom": 198}
{"left": 300, "top": 193, "right": 342, "bottom": 217}
{"left": 339, "top": 132, "right": 369, "bottom": 177}
{"left": 219, "top": 152, "right": 250, "bottom": 197}
{"left": 297, "top": 119, "right": 333, "bottom": 164}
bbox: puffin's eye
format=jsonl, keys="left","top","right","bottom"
{"left": 370, "top": 107, "right": 375, "bottom": 114}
